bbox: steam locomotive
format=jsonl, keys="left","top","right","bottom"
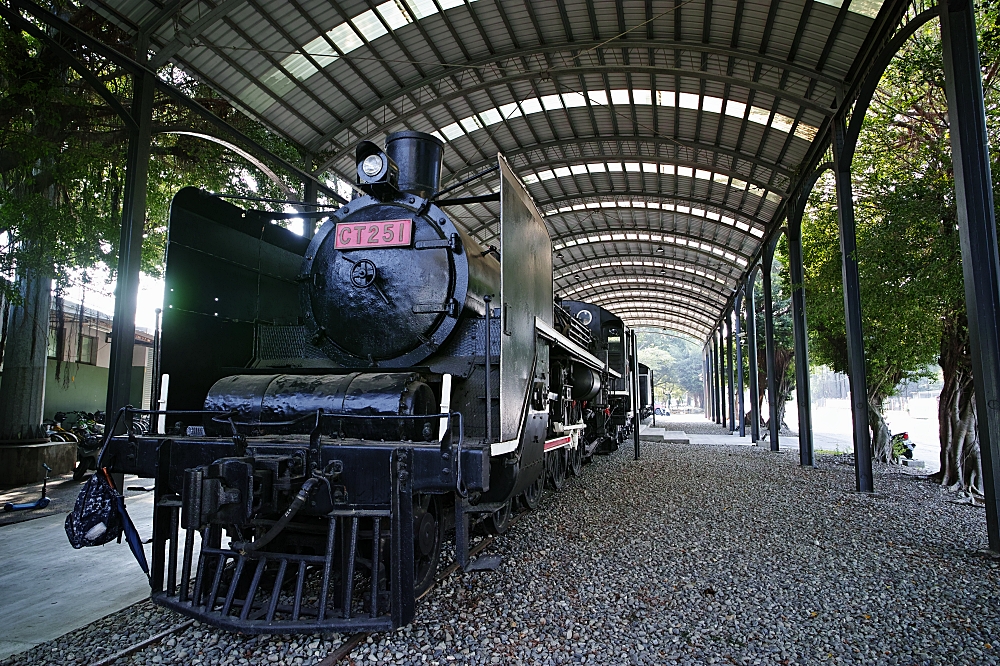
{"left": 100, "top": 131, "right": 648, "bottom": 633}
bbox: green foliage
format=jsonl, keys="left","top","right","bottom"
{"left": 798, "top": 6, "right": 1000, "bottom": 409}
{"left": 636, "top": 330, "right": 703, "bottom": 404}
{"left": 0, "top": 8, "right": 305, "bottom": 297}
{"left": 799, "top": 186, "right": 943, "bottom": 405}
{"left": 747, "top": 260, "right": 795, "bottom": 420}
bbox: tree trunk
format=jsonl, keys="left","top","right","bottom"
{"left": 934, "top": 312, "right": 984, "bottom": 497}
{"left": 868, "top": 400, "right": 893, "bottom": 463}
{"left": 0, "top": 268, "right": 52, "bottom": 440}
{"left": 775, "top": 348, "right": 795, "bottom": 430}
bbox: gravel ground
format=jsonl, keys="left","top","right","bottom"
{"left": 4, "top": 440, "right": 998, "bottom": 666}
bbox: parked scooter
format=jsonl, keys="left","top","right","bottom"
{"left": 891, "top": 431, "right": 915, "bottom": 461}
{"left": 59, "top": 411, "right": 105, "bottom": 481}
{"left": 3, "top": 464, "right": 51, "bottom": 512}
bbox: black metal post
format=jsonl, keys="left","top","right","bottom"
{"left": 726, "top": 316, "right": 736, "bottom": 433}
{"left": 788, "top": 201, "right": 815, "bottom": 466}
{"left": 711, "top": 340, "right": 718, "bottom": 423}
{"left": 761, "top": 241, "right": 780, "bottom": 450}
{"left": 941, "top": 0, "right": 1000, "bottom": 551}
{"left": 149, "top": 307, "right": 162, "bottom": 434}
{"left": 745, "top": 277, "right": 762, "bottom": 443}
{"left": 632, "top": 330, "right": 640, "bottom": 460}
{"left": 484, "top": 294, "right": 493, "bottom": 445}
{"left": 832, "top": 117, "right": 874, "bottom": 492}
{"left": 715, "top": 326, "right": 726, "bottom": 425}
{"left": 106, "top": 62, "right": 154, "bottom": 432}
{"left": 734, "top": 294, "right": 746, "bottom": 437}
{"left": 708, "top": 345, "right": 717, "bottom": 422}
{"left": 302, "top": 178, "right": 318, "bottom": 239}
{"left": 708, "top": 340, "right": 715, "bottom": 422}
{"left": 703, "top": 349, "right": 710, "bottom": 419}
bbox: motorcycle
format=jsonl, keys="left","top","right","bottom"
{"left": 891, "top": 431, "right": 915, "bottom": 461}
{"left": 59, "top": 411, "right": 105, "bottom": 481}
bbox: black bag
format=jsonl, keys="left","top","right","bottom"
{"left": 65, "top": 471, "right": 123, "bottom": 548}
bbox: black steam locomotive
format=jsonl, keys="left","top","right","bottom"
{"left": 100, "top": 131, "right": 646, "bottom": 633}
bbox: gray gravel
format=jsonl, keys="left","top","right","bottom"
{"left": 5, "top": 441, "right": 999, "bottom": 666}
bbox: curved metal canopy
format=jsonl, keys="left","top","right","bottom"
{"left": 87, "top": 0, "right": 915, "bottom": 339}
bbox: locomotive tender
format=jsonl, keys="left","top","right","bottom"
{"left": 101, "top": 131, "right": 644, "bottom": 633}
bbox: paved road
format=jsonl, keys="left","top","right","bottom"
{"left": 0, "top": 485, "right": 156, "bottom": 659}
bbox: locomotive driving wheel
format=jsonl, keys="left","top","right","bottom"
{"left": 521, "top": 469, "right": 544, "bottom": 509}
{"left": 568, "top": 441, "right": 583, "bottom": 477}
{"left": 546, "top": 449, "right": 567, "bottom": 491}
{"left": 485, "top": 496, "right": 513, "bottom": 535}
{"left": 412, "top": 493, "right": 443, "bottom": 597}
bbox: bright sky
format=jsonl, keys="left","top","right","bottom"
{"left": 57, "top": 267, "right": 165, "bottom": 333}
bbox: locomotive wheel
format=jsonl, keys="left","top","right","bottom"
{"left": 412, "top": 494, "right": 443, "bottom": 597}
{"left": 521, "top": 470, "right": 544, "bottom": 510}
{"left": 568, "top": 443, "right": 583, "bottom": 477}
{"left": 547, "top": 450, "right": 567, "bottom": 491}
{"left": 485, "top": 497, "right": 512, "bottom": 535}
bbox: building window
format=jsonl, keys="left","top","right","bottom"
{"left": 47, "top": 328, "right": 96, "bottom": 364}
{"left": 79, "top": 335, "right": 96, "bottom": 365}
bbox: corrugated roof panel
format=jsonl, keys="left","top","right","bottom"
{"left": 80, "top": 0, "right": 911, "bottom": 334}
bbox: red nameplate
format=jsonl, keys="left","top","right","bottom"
{"left": 334, "top": 219, "right": 413, "bottom": 249}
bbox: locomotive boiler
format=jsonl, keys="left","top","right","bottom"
{"left": 98, "top": 131, "right": 640, "bottom": 634}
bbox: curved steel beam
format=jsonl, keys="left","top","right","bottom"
{"left": 791, "top": 162, "right": 834, "bottom": 217}
{"left": 317, "top": 64, "right": 828, "bottom": 164}
{"left": 554, "top": 259, "right": 731, "bottom": 292}
{"left": 556, "top": 268, "right": 730, "bottom": 300}
{"left": 551, "top": 226, "right": 752, "bottom": 261}
{"left": 550, "top": 234, "right": 748, "bottom": 271}
{"left": 555, "top": 259, "right": 731, "bottom": 282}
{"left": 605, "top": 305, "right": 718, "bottom": 331}
{"left": 585, "top": 291, "right": 720, "bottom": 320}
{"left": 439, "top": 135, "right": 794, "bottom": 186}
{"left": 561, "top": 281, "right": 727, "bottom": 312}
{"left": 543, "top": 207, "right": 760, "bottom": 248}
{"left": 629, "top": 321, "right": 705, "bottom": 340}
{"left": 162, "top": 131, "right": 295, "bottom": 197}
{"left": 311, "top": 37, "right": 840, "bottom": 154}
{"left": 629, "top": 328, "right": 702, "bottom": 344}
{"left": 503, "top": 155, "right": 787, "bottom": 198}
{"left": 603, "top": 298, "right": 722, "bottom": 323}
{"left": 842, "top": 7, "right": 940, "bottom": 169}
{"left": 534, "top": 192, "right": 770, "bottom": 232}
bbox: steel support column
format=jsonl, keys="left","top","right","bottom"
{"left": 745, "top": 277, "right": 762, "bottom": 442}
{"left": 708, "top": 343, "right": 715, "bottom": 421}
{"left": 832, "top": 117, "right": 874, "bottom": 492}
{"left": 712, "top": 338, "right": 721, "bottom": 423}
{"left": 735, "top": 294, "right": 746, "bottom": 437}
{"left": 788, "top": 204, "right": 814, "bottom": 466}
{"left": 717, "top": 328, "right": 726, "bottom": 426}
{"left": 703, "top": 350, "right": 709, "bottom": 418}
{"left": 632, "top": 330, "right": 641, "bottom": 460}
{"left": 761, "top": 240, "right": 780, "bottom": 450}
{"left": 705, "top": 349, "right": 712, "bottom": 420}
{"left": 726, "top": 317, "right": 736, "bottom": 432}
{"left": 941, "top": 0, "right": 1000, "bottom": 550}
{"left": 105, "top": 65, "right": 155, "bottom": 431}
{"left": 302, "top": 178, "right": 318, "bottom": 240}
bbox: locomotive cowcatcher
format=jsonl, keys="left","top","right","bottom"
{"left": 98, "top": 131, "right": 639, "bottom": 633}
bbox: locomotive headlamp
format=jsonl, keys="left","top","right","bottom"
{"left": 362, "top": 154, "right": 384, "bottom": 177}
{"left": 355, "top": 140, "right": 399, "bottom": 200}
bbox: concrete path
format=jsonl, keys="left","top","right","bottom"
{"left": 0, "top": 484, "right": 156, "bottom": 660}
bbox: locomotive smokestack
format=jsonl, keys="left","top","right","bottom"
{"left": 384, "top": 130, "right": 443, "bottom": 198}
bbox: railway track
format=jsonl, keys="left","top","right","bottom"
{"left": 85, "top": 513, "right": 519, "bottom": 666}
